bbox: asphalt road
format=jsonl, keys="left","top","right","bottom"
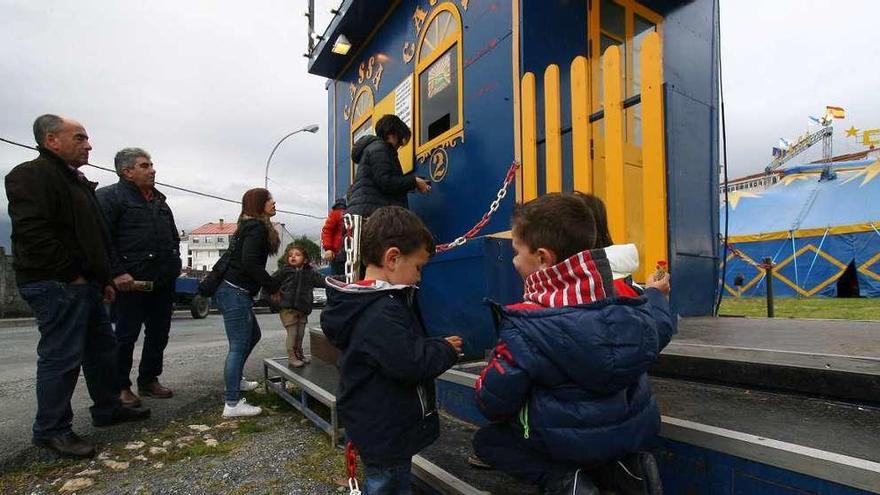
{"left": 0, "top": 310, "right": 321, "bottom": 471}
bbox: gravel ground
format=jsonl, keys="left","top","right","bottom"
{"left": 0, "top": 388, "right": 349, "bottom": 495}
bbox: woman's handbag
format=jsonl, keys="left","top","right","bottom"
{"left": 197, "top": 235, "right": 239, "bottom": 296}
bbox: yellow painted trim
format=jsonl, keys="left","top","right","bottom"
{"left": 570, "top": 56, "right": 591, "bottom": 193}
{"left": 858, "top": 250, "right": 880, "bottom": 281}
{"left": 602, "top": 45, "right": 626, "bottom": 243}
{"left": 771, "top": 243, "right": 848, "bottom": 297}
{"left": 414, "top": 3, "right": 465, "bottom": 159}
{"left": 521, "top": 72, "right": 538, "bottom": 202}
{"left": 640, "top": 31, "right": 668, "bottom": 274}
{"left": 544, "top": 65, "right": 563, "bottom": 193}
{"left": 351, "top": 86, "right": 374, "bottom": 126}
{"left": 727, "top": 222, "right": 880, "bottom": 243}
{"left": 511, "top": 0, "right": 522, "bottom": 204}
{"left": 722, "top": 250, "right": 765, "bottom": 296}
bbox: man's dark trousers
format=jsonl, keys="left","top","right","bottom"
{"left": 18, "top": 281, "right": 121, "bottom": 440}
{"left": 113, "top": 288, "right": 174, "bottom": 389}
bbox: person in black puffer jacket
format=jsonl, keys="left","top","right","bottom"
{"left": 214, "top": 188, "right": 282, "bottom": 419}
{"left": 271, "top": 243, "right": 326, "bottom": 368}
{"left": 346, "top": 114, "right": 431, "bottom": 217}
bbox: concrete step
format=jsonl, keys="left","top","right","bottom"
{"left": 436, "top": 368, "right": 880, "bottom": 494}
{"left": 652, "top": 316, "right": 880, "bottom": 404}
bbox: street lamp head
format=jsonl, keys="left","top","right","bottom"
{"left": 302, "top": 124, "right": 320, "bottom": 133}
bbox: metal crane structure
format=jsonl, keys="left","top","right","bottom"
{"left": 765, "top": 123, "right": 832, "bottom": 173}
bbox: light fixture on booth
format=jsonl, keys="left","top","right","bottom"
{"left": 332, "top": 34, "right": 351, "bottom": 55}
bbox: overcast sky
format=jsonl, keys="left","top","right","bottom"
{"left": 1, "top": 0, "right": 878, "bottom": 249}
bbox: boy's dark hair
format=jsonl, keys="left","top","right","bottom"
{"left": 574, "top": 192, "right": 614, "bottom": 248}
{"left": 361, "top": 206, "right": 435, "bottom": 266}
{"left": 512, "top": 193, "right": 598, "bottom": 261}
{"left": 375, "top": 114, "right": 412, "bottom": 143}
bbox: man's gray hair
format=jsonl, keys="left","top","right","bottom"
{"left": 33, "top": 114, "right": 64, "bottom": 145}
{"left": 114, "top": 147, "right": 151, "bottom": 176}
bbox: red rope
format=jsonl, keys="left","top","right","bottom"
{"left": 346, "top": 441, "right": 358, "bottom": 479}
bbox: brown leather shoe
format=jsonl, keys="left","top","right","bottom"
{"left": 120, "top": 388, "right": 142, "bottom": 408}
{"left": 139, "top": 381, "right": 173, "bottom": 399}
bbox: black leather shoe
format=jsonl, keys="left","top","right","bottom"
{"left": 592, "top": 451, "right": 663, "bottom": 495}
{"left": 92, "top": 405, "right": 151, "bottom": 427}
{"left": 33, "top": 432, "right": 96, "bottom": 459}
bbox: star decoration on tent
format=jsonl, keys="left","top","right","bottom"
{"left": 727, "top": 189, "right": 762, "bottom": 209}
{"left": 845, "top": 125, "right": 859, "bottom": 138}
{"left": 841, "top": 159, "right": 880, "bottom": 187}
{"left": 859, "top": 159, "right": 880, "bottom": 186}
{"left": 780, "top": 173, "right": 813, "bottom": 186}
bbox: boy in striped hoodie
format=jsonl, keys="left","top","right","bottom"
{"left": 472, "top": 193, "right": 674, "bottom": 495}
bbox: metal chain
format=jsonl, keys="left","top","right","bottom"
{"left": 435, "top": 161, "right": 520, "bottom": 253}
{"left": 343, "top": 214, "right": 361, "bottom": 283}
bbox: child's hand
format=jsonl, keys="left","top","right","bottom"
{"left": 415, "top": 177, "right": 432, "bottom": 193}
{"left": 646, "top": 272, "right": 671, "bottom": 296}
{"left": 270, "top": 291, "right": 282, "bottom": 306}
{"left": 445, "top": 336, "right": 463, "bottom": 354}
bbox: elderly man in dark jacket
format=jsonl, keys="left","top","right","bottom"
{"left": 96, "top": 148, "right": 181, "bottom": 407}
{"left": 5, "top": 115, "right": 150, "bottom": 459}
{"left": 346, "top": 114, "right": 430, "bottom": 217}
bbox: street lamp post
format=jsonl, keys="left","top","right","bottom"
{"left": 264, "top": 124, "right": 320, "bottom": 188}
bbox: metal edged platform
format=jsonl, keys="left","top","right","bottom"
{"left": 263, "top": 357, "right": 343, "bottom": 445}
{"left": 653, "top": 317, "right": 880, "bottom": 404}
{"left": 436, "top": 368, "right": 880, "bottom": 494}
{"left": 273, "top": 316, "right": 880, "bottom": 493}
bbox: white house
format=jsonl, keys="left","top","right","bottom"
{"left": 180, "top": 219, "right": 295, "bottom": 273}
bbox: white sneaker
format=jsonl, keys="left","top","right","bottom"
{"left": 239, "top": 379, "right": 259, "bottom": 392}
{"left": 222, "top": 398, "right": 262, "bottom": 418}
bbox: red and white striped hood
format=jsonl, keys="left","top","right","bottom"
{"left": 522, "top": 248, "right": 615, "bottom": 308}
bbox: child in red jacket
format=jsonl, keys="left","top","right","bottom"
{"left": 321, "top": 198, "right": 346, "bottom": 276}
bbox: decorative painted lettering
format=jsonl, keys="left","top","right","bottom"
{"left": 413, "top": 6, "right": 428, "bottom": 33}
{"left": 403, "top": 42, "right": 416, "bottom": 63}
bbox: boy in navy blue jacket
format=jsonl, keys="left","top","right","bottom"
{"left": 473, "top": 193, "right": 675, "bottom": 495}
{"left": 321, "top": 206, "right": 462, "bottom": 495}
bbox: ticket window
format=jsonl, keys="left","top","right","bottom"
{"left": 415, "top": 5, "right": 464, "bottom": 159}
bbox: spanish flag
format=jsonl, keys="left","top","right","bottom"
{"left": 826, "top": 106, "right": 846, "bottom": 119}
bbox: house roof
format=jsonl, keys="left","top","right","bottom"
{"left": 191, "top": 222, "right": 237, "bottom": 235}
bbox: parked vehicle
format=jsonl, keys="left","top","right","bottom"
{"left": 175, "top": 274, "right": 210, "bottom": 319}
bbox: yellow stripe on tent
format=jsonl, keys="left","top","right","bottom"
{"left": 727, "top": 222, "right": 880, "bottom": 243}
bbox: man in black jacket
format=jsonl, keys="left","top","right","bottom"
{"left": 346, "top": 114, "right": 431, "bottom": 217}
{"left": 96, "top": 148, "right": 182, "bottom": 407}
{"left": 5, "top": 115, "right": 150, "bottom": 459}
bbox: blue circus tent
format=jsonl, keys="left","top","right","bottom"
{"left": 720, "top": 158, "right": 880, "bottom": 297}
